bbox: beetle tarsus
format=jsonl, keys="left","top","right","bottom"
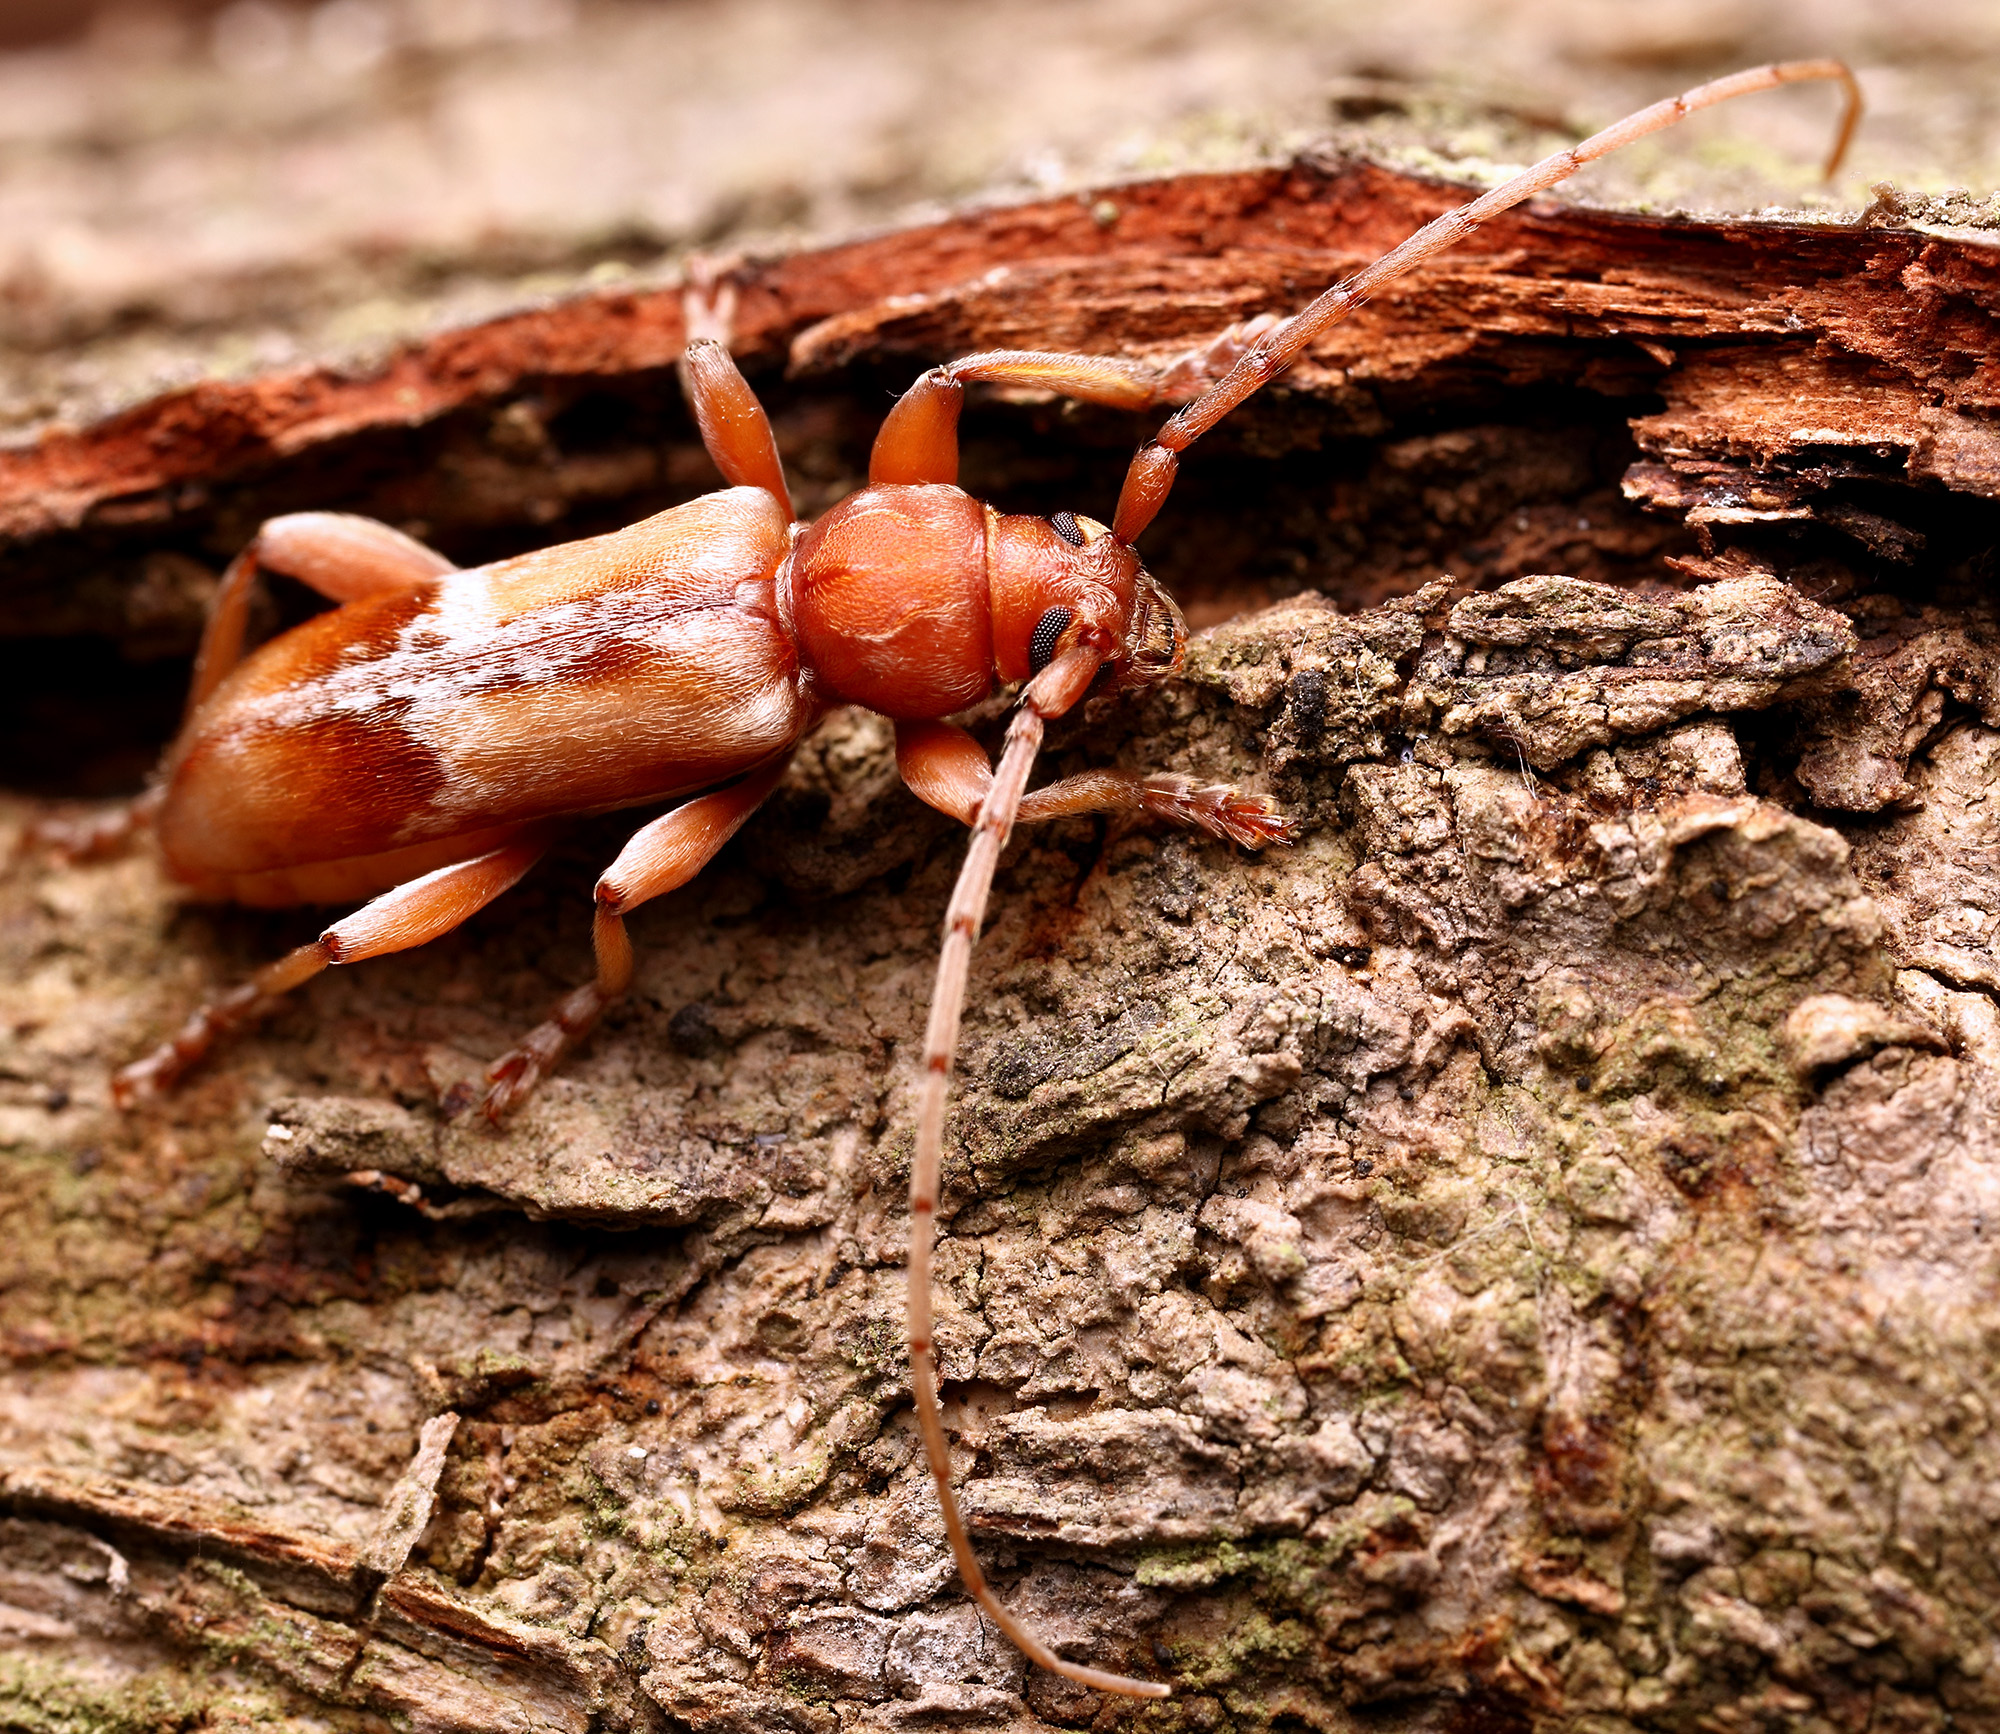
{"left": 112, "top": 1039, "right": 192, "bottom": 1108}
{"left": 113, "top": 980, "right": 279, "bottom": 1107}
{"left": 1139, "top": 775, "right": 1295, "bottom": 848}
{"left": 680, "top": 253, "right": 745, "bottom": 347}
{"left": 1152, "top": 311, "right": 1283, "bottom": 400}
{"left": 481, "top": 982, "right": 609, "bottom": 1120}
{"left": 19, "top": 788, "right": 162, "bottom": 867}
{"left": 474, "top": 760, "right": 796, "bottom": 1119}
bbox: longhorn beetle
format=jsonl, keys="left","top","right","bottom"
{"left": 64, "top": 60, "right": 1859, "bottom": 1700}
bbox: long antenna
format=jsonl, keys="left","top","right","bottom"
{"left": 1112, "top": 58, "right": 1863, "bottom": 543}
{"left": 904, "top": 646, "right": 1171, "bottom": 1700}
{"left": 907, "top": 59, "right": 1863, "bottom": 1700}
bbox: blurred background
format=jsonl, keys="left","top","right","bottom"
{"left": 0, "top": 0, "right": 1996, "bottom": 428}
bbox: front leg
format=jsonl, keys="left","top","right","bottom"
{"left": 868, "top": 349, "right": 1166, "bottom": 488}
{"left": 895, "top": 719, "right": 1292, "bottom": 849}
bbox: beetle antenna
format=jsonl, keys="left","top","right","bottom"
{"left": 1112, "top": 57, "right": 1863, "bottom": 543}
{"left": 906, "top": 645, "right": 1171, "bottom": 1701}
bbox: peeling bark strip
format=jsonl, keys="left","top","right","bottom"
{"left": 0, "top": 1463, "right": 637, "bottom": 1730}
{"left": 2, "top": 157, "right": 1997, "bottom": 552}
{"left": 360, "top": 1411, "right": 460, "bottom": 1585}
{"left": 8, "top": 152, "right": 2000, "bottom": 1730}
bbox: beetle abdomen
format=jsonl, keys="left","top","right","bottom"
{"left": 159, "top": 488, "right": 805, "bottom": 900}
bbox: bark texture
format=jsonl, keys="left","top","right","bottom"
{"left": 5, "top": 23, "right": 2000, "bottom": 1734}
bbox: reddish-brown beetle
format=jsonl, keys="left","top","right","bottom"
{"left": 61, "top": 60, "right": 1859, "bottom": 1699}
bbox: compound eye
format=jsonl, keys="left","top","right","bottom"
{"left": 1028, "top": 605, "right": 1075, "bottom": 674}
{"left": 1050, "top": 511, "right": 1086, "bottom": 547}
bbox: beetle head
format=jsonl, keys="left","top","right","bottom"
{"left": 987, "top": 509, "right": 1184, "bottom": 701}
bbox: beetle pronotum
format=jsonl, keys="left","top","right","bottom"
{"left": 67, "top": 58, "right": 1859, "bottom": 1701}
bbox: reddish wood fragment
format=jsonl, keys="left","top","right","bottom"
{"left": 4, "top": 160, "right": 1997, "bottom": 549}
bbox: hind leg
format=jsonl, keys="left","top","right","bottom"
{"left": 116, "top": 833, "right": 547, "bottom": 1105}
{"left": 186, "top": 513, "right": 457, "bottom": 720}
{"left": 24, "top": 515, "right": 455, "bottom": 866}
{"left": 19, "top": 787, "right": 167, "bottom": 865}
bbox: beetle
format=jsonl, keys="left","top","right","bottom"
{"left": 60, "top": 59, "right": 1859, "bottom": 1700}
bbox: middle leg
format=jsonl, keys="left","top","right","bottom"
{"left": 480, "top": 754, "right": 796, "bottom": 1119}
{"left": 679, "top": 272, "right": 793, "bottom": 517}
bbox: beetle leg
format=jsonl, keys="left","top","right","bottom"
{"left": 24, "top": 513, "right": 454, "bottom": 865}
{"left": 479, "top": 753, "right": 795, "bottom": 1120}
{"left": 870, "top": 350, "right": 1165, "bottom": 487}
{"left": 113, "top": 833, "right": 547, "bottom": 1107}
{"left": 1148, "top": 313, "right": 1283, "bottom": 400}
{"left": 869, "top": 371, "right": 965, "bottom": 486}
{"left": 895, "top": 719, "right": 1292, "bottom": 849}
{"left": 188, "top": 513, "right": 456, "bottom": 721}
{"left": 891, "top": 719, "right": 997, "bottom": 821}
{"left": 679, "top": 276, "right": 792, "bottom": 518}
{"left": 679, "top": 338, "right": 793, "bottom": 518}
{"left": 19, "top": 786, "right": 165, "bottom": 865}
{"left": 1020, "top": 769, "right": 1294, "bottom": 848}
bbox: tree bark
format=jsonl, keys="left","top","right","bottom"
{"left": 5, "top": 22, "right": 2000, "bottom": 1734}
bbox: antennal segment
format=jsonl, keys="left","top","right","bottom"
{"left": 1112, "top": 58, "right": 1862, "bottom": 544}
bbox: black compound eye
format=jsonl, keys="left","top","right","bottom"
{"left": 1050, "top": 510, "right": 1085, "bottom": 547}
{"left": 1028, "top": 605, "right": 1075, "bottom": 674}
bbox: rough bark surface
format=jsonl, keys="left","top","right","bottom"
{"left": 5, "top": 17, "right": 2000, "bottom": 1734}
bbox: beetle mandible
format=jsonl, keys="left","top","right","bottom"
{"left": 77, "top": 59, "right": 1860, "bottom": 1701}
